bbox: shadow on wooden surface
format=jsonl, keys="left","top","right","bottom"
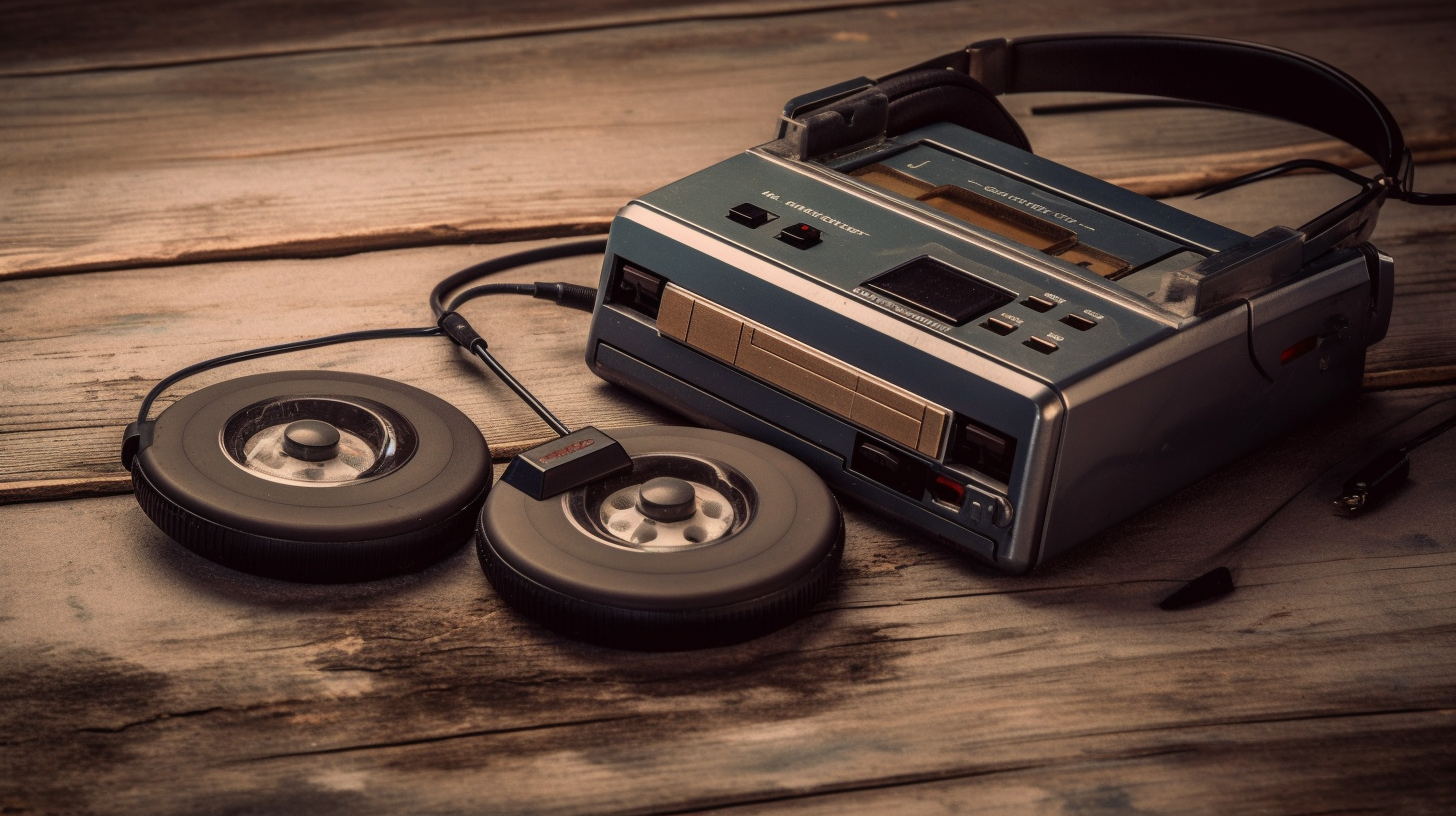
{"left": 2, "top": 386, "right": 1453, "bottom": 814}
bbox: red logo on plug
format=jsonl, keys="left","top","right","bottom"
{"left": 538, "top": 438, "right": 594, "bottom": 464}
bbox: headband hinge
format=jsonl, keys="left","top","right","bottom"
{"left": 966, "top": 38, "right": 1010, "bottom": 95}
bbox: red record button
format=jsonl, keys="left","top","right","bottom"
{"left": 776, "top": 222, "right": 822, "bottom": 249}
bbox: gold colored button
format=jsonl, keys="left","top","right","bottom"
{"left": 749, "top": 330, "right": 859, "bottom": 389}
{"left": 737, "top": 336, "right": 856, "bottom": 417}
{"left": 655, "top": 282, "right": 950, "bottom": 460}
{"left": 918, "top": 404, "right": 949, "bottom": 457}
{"left": 854, "top": 377, "right": 924, "bottom": 421}
{"left": 684, "top": 299, "right": 744, "bottom": 363}
{"left": 850, "top": 393, "right": 922, "bottom": 449}
{"left": 656, "top": 284, "right": 694, "bottom": 341}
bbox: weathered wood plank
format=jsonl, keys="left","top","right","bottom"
{"left": 3, "top": 0, "right": 1453, "bottom": 279}
{"left": 6, "top": 163, "right": 1454, "bottom": 502}
{"left": 2, "top": 386, "right": 1453, "bottom": 813}
{"left": 0, "top": 0, "right": 929, "bottom": 76}
{"left": 0, "top": 241, "right": 671, "bottom": 501}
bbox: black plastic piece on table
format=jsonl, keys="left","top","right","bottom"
{"left": 501, "top": 426, "right": 634, "bottom": 500}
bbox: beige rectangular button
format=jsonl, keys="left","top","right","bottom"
{"left": 855, "top": 377, "right": 924, "bottom": 421}
{"left": 917, "top": 404, "right": 949, "bottom": 457}
{"left": 656, "top": 284, "right": 694, "bottom": 341}
{"left": 684, "top": 299, "right": 744, "bottom": 363}
{"left": 656, "top": 283, "right": 954, "bottom": 461}
{"left": 737, "top": 337, "right": 856, "bottom": 417}
{"left": 850, "top": 393, "right": 922, "bottom": 449}
{"left": 749, "top": 330, "right": 859, "bottom": 389}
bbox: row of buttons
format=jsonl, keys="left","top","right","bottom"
{"left": 1023, "top": 296, "right": 1096, "bottom": 331}
{"left": 728, "top": 202, "right": 823, "bottom": 249}
{"left": 981, "top": 302, "right": 1097, "bottom": 355}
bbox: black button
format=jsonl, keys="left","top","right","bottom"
{"left": 1060, "top": 313, "right": 1096, "bottom": 331}
{"left": 776, "top": 223, "right": 822, "bottom": 249}
{"left": 981, "top": 317, "right": 1017, "bottom": 336}
{"left": 727, "top": 202, "right": 777, "bottom": 229}
{"left": 1023, "top": 336, "right": 1058, "bottom": 355}
{"left": 1021, "top": 296, "right": 1055, "bottom": 313}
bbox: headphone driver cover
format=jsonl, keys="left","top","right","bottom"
{"left": 130, "top": 370, "right": 493, "bottom": 583}
{"left": 477, "top": 425, "right": 844, "bottom": 650}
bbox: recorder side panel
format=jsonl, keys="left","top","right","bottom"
{"left": 1044, "top": 251, "right": 1374, "bottom": 562}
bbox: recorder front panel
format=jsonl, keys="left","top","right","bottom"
{"left": 588, "top": 206, "right": 1068, "bottom": 570}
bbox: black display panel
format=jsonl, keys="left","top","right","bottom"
{"left": 863, "top": 258, "right": 1014, "bottom": 326}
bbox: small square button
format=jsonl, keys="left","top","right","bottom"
{"left": 727, "top": 202, "right": 777, "bottom": 229}
{"left": 776, "top": 223, "right": 822, "bottom": 249}
{"left": 1021, "top": 296, "right": 1055, "bottom": 313}
{"left": 1060, "top": 313, "right": 1096, "bottom": 331}
{"left": 1023, "top": 336, "right": 1058, "bottom": 355}
{"left": 981, "top": 318, "right": 1017, "bottom": 336}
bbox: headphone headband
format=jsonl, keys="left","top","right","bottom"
{"left": 915, "top": 33, "right": 1406, "bottom": 179}
{"left": 777, "top": 33, "right": 1410, "bottom": 262}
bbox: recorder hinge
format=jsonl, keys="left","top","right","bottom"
{"left": 1156, "top": 227, "right": 1304, "bottom": 317}
{"left": 777, "top": 90, "right": 889, "bottom": 160}
{"left": 966, "top": 38, "right": 1010, "bottom": 95}
{"left": 1355, "top": 243, "right": 1395, "bottom": 346}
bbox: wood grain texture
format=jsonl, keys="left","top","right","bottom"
{"left": 3, "top": 0, "right": 1453, "bottom": 279}
{"left": 0, "top": 241, "right": 671, "bottom": 501}
{"left": 2, "top": 387, "right": 1454, "bottom": 814}
{"left": 0, "top": 0, "right": 934, "bottom": 76}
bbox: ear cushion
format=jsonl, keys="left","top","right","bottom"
{"left": 878, "top": 69, "right": 1031, "bottom": 151}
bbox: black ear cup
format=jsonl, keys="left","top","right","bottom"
{"left": 477, "top": 426, "right": 844, "bottom": 650}
{"left": 130, "top": 371, "right": 492, "bottom": 582}
{"left": 879, "top": 69, "right": 1031, "bottom": 151}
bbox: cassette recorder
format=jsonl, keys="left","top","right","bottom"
{"left": 585, "top": 33, "right": 1406, "bottom": 572}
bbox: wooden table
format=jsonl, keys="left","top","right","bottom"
{"left": 3, "top": 2, "right": 1455, "bottom": 812}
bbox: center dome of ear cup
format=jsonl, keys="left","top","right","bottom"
{"left": 282, "top": 419, "right": 341, "bottom": 461}
{"left": 477, "top": 425, "right": 843, "bottom": 650}
{"left": 129, "top": 371, "right": 493, "bottom": 583}
{"left": 637, "top": 476, "right": 697, "bottom": 522}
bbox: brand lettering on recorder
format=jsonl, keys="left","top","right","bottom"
{"left": 538, "top": 438, "right": 594, "bottom": 463}
{"left": 765, "top": 197, "right": 870, "bottom": 236}
{"left": 853, "top": 288, "right": 953, "bottom": 333}
{"left": 982, "top": 185, "right": 1083, "bottom": 227}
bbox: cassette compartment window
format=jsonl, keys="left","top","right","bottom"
{"left": 852, "top": 164, "right": 1131, "bottom": 279}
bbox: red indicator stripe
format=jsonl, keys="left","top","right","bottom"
{"left": 1280, "top": 336, "right": 1318, "bottom": 364}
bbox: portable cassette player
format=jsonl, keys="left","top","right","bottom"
{"left": 585, "top": 33, "right": 1406, "bottom": 573}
